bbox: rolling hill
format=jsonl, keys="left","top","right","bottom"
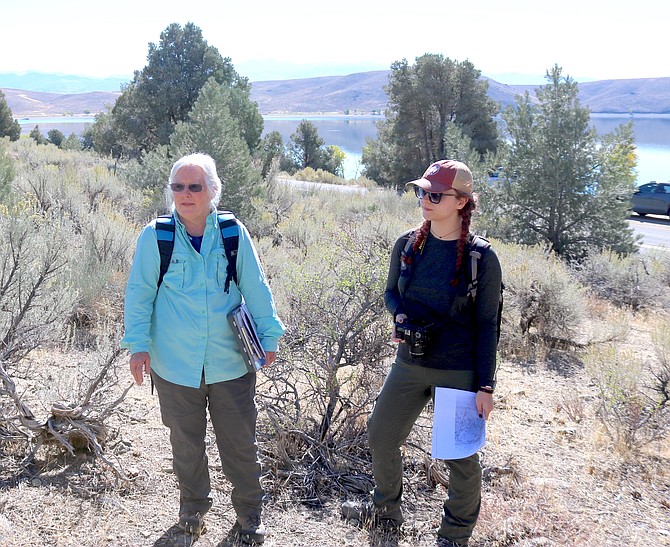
{"left": 2, "top": 71, "right": 670, "bottom": 117}
{"left": 2, "top": 88, "right": 120, "bottom": 117}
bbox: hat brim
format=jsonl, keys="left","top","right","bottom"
{"left": 405, "top": 178, "right": 435, "bottom": 190}
{"left": 407, "top": 178, "right": 466, "bottom": 194}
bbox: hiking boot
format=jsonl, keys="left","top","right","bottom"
{"left": 177, "top": 511, "right": 206, "bottom": 536}
{"left": 233, "top": 515, "right": 266, "bottom": 545}
{"left": 341, "top": 500, "right": 404, "bottom": 528}
{"left": 436, "top": 535, "right": 468, "bottom": 547}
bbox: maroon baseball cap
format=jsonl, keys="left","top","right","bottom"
{"left": 406, "top": 159, "right": 473, "bottom": 197}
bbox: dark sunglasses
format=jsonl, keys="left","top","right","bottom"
{"left": 170, "top": 182, "right": 205, "bottom": 193}
{"left": 414, "top": 186, "right": 458, "bottom": 204}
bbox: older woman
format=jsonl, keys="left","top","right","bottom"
{"left": 342, "top": 160, "right": 502, "bottom": 547}
{"left": 121, "top": 153, "right": 284, "bottom": 545}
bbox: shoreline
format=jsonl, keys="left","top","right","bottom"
{"left": 16, "top": 111, "right": 670, "bottom": 122}
{"left": 16, "top": 112, "right": 386, "bottom": 123}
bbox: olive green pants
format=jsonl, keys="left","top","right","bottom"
{"left": 152, "top": 371, "right": 263, "bottom": 522}
{"left": 368, "top": 361, "right": 482, "bottom": 544}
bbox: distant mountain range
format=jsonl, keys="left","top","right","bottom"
{"left": 2, "top": 71, "right": 670, "bottom": 118}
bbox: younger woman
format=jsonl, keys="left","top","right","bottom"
{"left": 342, "top": 159, "right": 503, "bottom": 547}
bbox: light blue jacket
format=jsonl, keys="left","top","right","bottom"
{"left": 120, "top": 209, "right": 285, "bottom": 388}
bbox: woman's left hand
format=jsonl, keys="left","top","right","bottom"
{"left": 476, "top": 390, "right": 494, "bottom": 420}
{"left": 264, "top": 351, "right": 276, "bottom": 367}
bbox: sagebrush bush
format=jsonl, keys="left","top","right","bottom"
{"left": 650, "top": 320, "right": 670, "bottom": 412}
{"left": 7, "top": 141, "right": 145, "bottom": 347}
{"left": 257, "top": 213, "right": 396, "bottom": 498}
{"left": 494, "top": 241, "right": 586, "bottom": 355}
{"left": 585, "top": 339, "right": 670, "bottom": 452}
{"left": 573, "top": 248, "right": 670, "bottom": 310}
{"left": 0, "top": 201, "right": 80, "bottom": 364}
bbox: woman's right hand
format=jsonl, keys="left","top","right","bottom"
{"left": 392, "top": 313, "right": 408, "bottom": 342}
{"left": 130, "top": 352, "right": 151, "bottom": 385}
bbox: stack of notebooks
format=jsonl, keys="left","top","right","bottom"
{"left": 227, "top": 302, "right": 266, "bottom": 372}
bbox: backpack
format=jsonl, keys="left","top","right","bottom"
{"left": 155, "top": 211, "right": 240, "bottom": 293}
{"left": 400, "top": 232, "right": 504, "bottom": 342}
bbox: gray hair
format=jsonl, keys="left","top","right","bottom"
{"left": 165, "top": 153, "right": 222, "bottom": 211}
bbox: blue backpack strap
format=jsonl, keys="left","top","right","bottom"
{"left": 155, "top": 215, "right": 175, "bottom": 288}
{"left": 217, "top": 211, "right": 240, "bottom": 293}
{"left": 154, "top": 212, "right": 240, "bottom": 293}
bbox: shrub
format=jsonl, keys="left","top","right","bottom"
{"left": 0, "top": 137, "right": 14, "bottom": 197}
{"left": 292, "top": 166, "right": 346, "bottom": 185}
{"left": 257, "top": 219, "right": 395, "bottom": 500}
{"left": 585, "top": 336, "right": 670, "bottom": 452}
{"left": 494, "top": 241, "right": 586, "bottom": 356}
{"left": 650, "top": 319, "right": 670, "bottom": 418}
{"left": 573, "top": 248, "right": 670, "bottom": 310}
{"left": 0, "top": 201, "right": 79, "bottom": 364}
{"left": 7, "top": 140, "right": 145, "bottom": 344}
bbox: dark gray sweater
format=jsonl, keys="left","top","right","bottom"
{"left": 384, "top": 230, "right": 502, "bottom": 388}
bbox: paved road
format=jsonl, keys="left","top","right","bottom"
{"left": 628, "top": 214, "right": 670, "bottom": 251}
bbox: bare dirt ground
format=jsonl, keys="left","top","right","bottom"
{"left": 1, "top": 310, "right": 669, "bottom": 547}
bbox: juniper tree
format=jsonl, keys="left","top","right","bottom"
{"left": 497, "top": 65, "right": 637, "bottom": 258}
{"left": 0, "top": 91, "right": 20, "bottom": 141}
{"left": 362, "top": 53, "right": 499, "bottom": 187}
{"left": 94, "top": 22, "right": 262, "bottom": 159}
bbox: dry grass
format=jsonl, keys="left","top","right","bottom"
{"left": 1, "top": 312, "right": 669, "bottom": 547}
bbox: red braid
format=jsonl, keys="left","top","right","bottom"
{"left": 401, "top": 220, "right": 430, "bottom": 268}
{"left": 412, "top": 220, "right": 431, "bottom": 254}
{"left": 450, "top": 196, "right": 476, "bottom": 286}
{"left": 401, "top": 193, "right": 475, "bottom": 283}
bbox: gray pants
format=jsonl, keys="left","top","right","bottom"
{"left": 152, "top": 371, "right": 263, "bottom": 522}
{"left": 368, "top": 361, "right": 482, "bottom": 544}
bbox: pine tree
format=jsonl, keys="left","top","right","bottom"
{"left": 497, "top": 65, "right": 637, "bottom": 258}
{"left": 362, "top": 54, "right": 499, "bottom": 187}
{"left": 99, "top": 22, "right": 261, "bottom": 159}
{"left": 0, "top": 91, "right": 20, "bottom": 141}
{"left": 127, "top": 79, "right": 263, "bottom": 222}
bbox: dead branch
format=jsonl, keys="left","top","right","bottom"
{"left": 0, "top": 352, "right": 132, "bottom": 482}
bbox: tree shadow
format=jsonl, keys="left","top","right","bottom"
{"left": 0, "top": 450, "right": 120, "bottom": 499}
{"left": 545, "top": 348, "right": 584, "bottom": 377}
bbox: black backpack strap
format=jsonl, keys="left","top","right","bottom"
{"left": 399, "top": 232, "right": 416, "bottom": 276}
{"left": 155, "top": 215, "right": 176, "bottom": 289}
{"left": 217, "top": 211, "right": 240, "bottom": 293}
{"left": 467, "top": 235, "right": 491, "bottom": 301}
{"left": 467, "top": 235, "right": 503, "bottom": 343}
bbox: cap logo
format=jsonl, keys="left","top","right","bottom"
{"left": 426, "top": 164, "right": 440, "bottom": 176}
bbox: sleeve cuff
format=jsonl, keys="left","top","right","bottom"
{"left": 262, "top": 338, "right": 279, "bottom": 352}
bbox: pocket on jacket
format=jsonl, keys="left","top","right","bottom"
{"left": 163, "top": 260, "right": 185, "bottom": 290}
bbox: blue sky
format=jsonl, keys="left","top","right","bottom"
{"left": 2, "top": 0, "right": 668, "bottom": 84}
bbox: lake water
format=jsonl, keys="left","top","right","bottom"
{"left": 18, "top": 114, "right": 669, "bottom": 184}
{"left": 263, "top": 114, "right": 670, "bottom": 184}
